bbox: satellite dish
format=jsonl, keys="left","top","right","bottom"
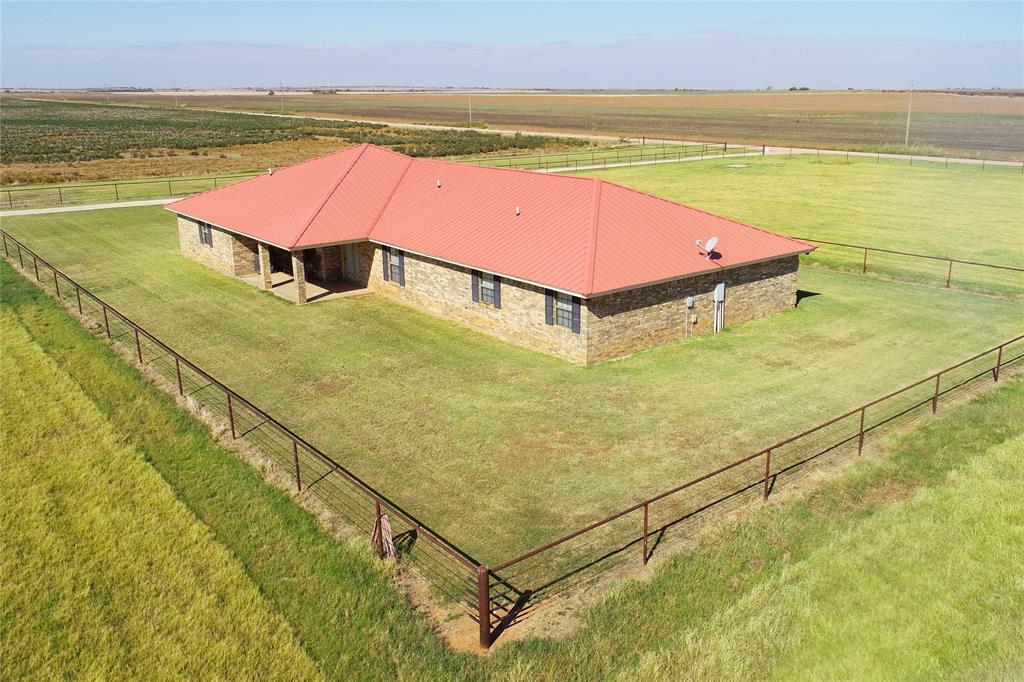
{"left": 705, "top": 236, "right": 719, "bottom": 253}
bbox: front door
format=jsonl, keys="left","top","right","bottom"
{"left": 713, "top": 283, "right": 726, "bottom": 333}
{"left": 343, "top": 244, "right": 359, "bottom": 280}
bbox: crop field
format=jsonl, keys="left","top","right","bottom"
{"left": 30, "top": 89, "right": 1024, "bottom": 160}
{"left": 4, "top": 257, "right": 1023, "bottom": 677}
{"left": 3, "top": 174, "right": 1021, "bottom": 577}
{"left": 0, "top": 97, "right": 584, "bottom": 184}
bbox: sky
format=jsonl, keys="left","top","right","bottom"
{"left": 2, "top": 1, "right": 1021, "bottom": 89}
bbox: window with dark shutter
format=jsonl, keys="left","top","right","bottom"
{"left": 544, "top": 290, "right": 554, "bottom": 325}
{"left": 554, "top": 292, "right": 573, "bottom": 328}
{"left": 471, "top": 270, "right": 480, "bottom": 303}
{"left": 492, "top": 276, "right": 501, "bottom": 310}
{"left": 396, "top": 250, "right": 406, "bottom": 286}
{"left": 381, "top": 246, "right": 390, "bottom": 281}
{"left": 571, "top": 296, "right": 581, "bottom": 334}
{"left": 480, "top": 273, "right": 496, "bottom": 306}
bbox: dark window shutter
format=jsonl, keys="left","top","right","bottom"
{"left": 493, "top": 276, "right": 501, "bottom": 309}
{"left": 471, "top": 270, "right": 479, "bottom": 302}
{"left": 381, "top": 246, "right": 390, "bottom": 281}
{"left": 571, "top": 297, "right": 581, "bottom": 334}
{"left": 397, "top": 250, "right": 406, "bottom": 286}
{"left": 544, "top": 290, "right": 554, "bottom": 325}
{"left": 197, "top": 223, "right": 204, "bottom": 243}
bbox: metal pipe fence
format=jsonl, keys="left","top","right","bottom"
{"left": 1, "top": 172, "right": 263, "bottom": 210}
{"left": 458, "top": 142, "right": 765, "bottom": 172}
{"left": 0, "top": 228, "right": 481, "bottom": 614}
{"left": 797, "top": 238, "right": 1024, "bottom": 297}
{"left": 3, "top": 227, "right": 1021, "bottom": 650}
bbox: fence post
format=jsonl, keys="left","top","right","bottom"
{"left": 293, "top": 440, "right": 303, "bottom": 492}
{"left": 114, "top": 184, "right": 119, "bottom": 201}
{"left": 862, "top": 248, "right": 868, "bottom": 274}
{"left": 57, "top": 187, "right": 63, "bottom": 205}
{"left": 134, "top": 327, "right": 143, "bottom": 363}
{"left": 932, "top": 374, "right": 940, "bottom": 414}
{"left": 642, "top": 502, "right": 649, "bottom": 565}
{"left": 214, "top": 177, "right": 219, "bottom": 188}
{"left": 478, "top": 565, "right": 492, "bottom": 649}
{"left": 762, "top": 144, "right": 766, "bottom": 155}
{"left": 763, "top": 449, "right": 772, "bottom": 500}
{"left": 102, "top": 305, "right": 111, "bottom": 338}
{"left": 994, "top": 346, "right": 1003, "bottom": 382}
{"left": 75, "top": 285, "right": 83, "bottom": 315}
{"left": 226, "top": 391, "right": 236, "bottom": 438}
{"left": 17, "top": 243, "right": 24, "bottom": 268}
{"left": 858, "top": 406, "right": 866, "bottom": 455}
{"left": 945, "top": 260, "right": 953, "bottom": 288}
{"left": 1, "top": 233, "right": 8, "bottom": 258}
{"left": 33, "top": 255, "right": 40, "bottom": 281}
{"left": 175, "top": 356, "right": 183, "bottom": 395}
{"left": 6, "top": 190, "right": 11, "bottom": 209}
{"left": 53, "top": 269, "right": 60, "bottom": 297}
{"left": 168, "top": 180, "right": 173, "bottom": 196}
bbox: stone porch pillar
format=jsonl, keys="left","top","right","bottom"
{"left": 291, "top": 250, "right": 307, "bottom": 305}
{"left": 258, "top": 243, "right": 272, "bottom": 290}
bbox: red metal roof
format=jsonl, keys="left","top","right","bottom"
{"left": 167, "top": 143, "right": 812, "bottom": 297}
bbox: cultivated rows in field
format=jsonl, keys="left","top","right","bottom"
{"left": 38, "top": 90, "right": 1024, "bottom": 160}
{"left": 0, "top": 97, "right": 585, "bottom": 166}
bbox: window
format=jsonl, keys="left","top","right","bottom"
{"left": 388, "top": 249, "right": 402, "bottom": 283}
{"left": 480, "top": 273, "right": 496, "bottom": 305}
{"left": 197, "top": 221, "right": 213, "bottom": 248}
{"left": 554, "top": 292, "right": 574, "bottom": 328}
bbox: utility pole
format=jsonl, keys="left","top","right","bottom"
{"left": 468, "top": 92, "right": 472, "bottom": 123}
{"left": 904, "top": 81, "right": 913, "bottom": 146}
{"left": 280, "top": 81, "right": 285, "bottom": 113}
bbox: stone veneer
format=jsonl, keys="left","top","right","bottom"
{"left": 176, "top": 217, "right": 800, "bottom": 364}
{"left": 586, "top": 256, "right": 799, "bottom": 363}
{"left": 177, "top": 216, "right": 259, "bottom": 278}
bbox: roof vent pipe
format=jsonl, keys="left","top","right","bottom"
{"left": 515, "top": 206, "right": 520, "bottom": 216}
{"left": 436, "top": 179, "right": 441, "bottom": 188}
{"left": 268, "top": 168, "right": 274, "bottom": 175}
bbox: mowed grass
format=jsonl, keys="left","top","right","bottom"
{"left": 584, "top": 154, "right": 1024, "bottom": 296}
{"left": 4, "top": 258, "right": 1022, "bottom": 679}
{"left": 0, "top": 306, "right": 320, "bottom": 678}
{"left": 3, "top": 202, "right": 1022, "bottom": 567}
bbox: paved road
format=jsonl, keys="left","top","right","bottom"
{"left": 0, "top": 197, "right": 174, "bottom": 217}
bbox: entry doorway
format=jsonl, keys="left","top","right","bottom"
{"left": 713, "top": 282, "right": 726, "bottom": 333}
{"left": 343, "top": 243, "right": 359, "bottom": 281}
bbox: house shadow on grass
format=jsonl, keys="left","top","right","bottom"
{"left": 796, "top": 289, "right": 821, "bottom": 306}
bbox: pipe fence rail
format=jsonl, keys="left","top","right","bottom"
{"left": 0, "top": 228, "right": 481, "bottom": 616}
{"left": 457, "top": 141, "right": 765, "bottom": 172}
{"left": 2, "top": 172, "right": 263, "bottom": 210}
{"left": 3, "top": 227, "right": 1021, "bottom": 650}
{"left": 797, "top": 238, "right": 1024, "bottom": 297}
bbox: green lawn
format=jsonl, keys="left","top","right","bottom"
{"left": 0, "top": 300, "right": 320, "bottom": 679}
{"left": 2, "top": 171, "right": 259, "bottom": 209}
{"left": 4, "top": 258, "right": 1022, "bottom": 678}
{"left": 584, "top": 155, "right": 1024, "bottom": 296}
{"left": 3, "top": 203, "right": 1021, "bottom": 571}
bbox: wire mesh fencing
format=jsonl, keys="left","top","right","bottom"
{"left": 0, "top": 229, "right": 480, "bottom": 616}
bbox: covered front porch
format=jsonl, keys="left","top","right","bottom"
{"left": 247, "top": 241, "right": 367, "bottom": 304}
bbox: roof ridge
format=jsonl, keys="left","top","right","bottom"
{"left": 596, "top": 176, "right": 814, "bottom": 252}
{"left": 584, "top": 178, "right": 603, "bottom": 296}
{"left": 289, "top": 143, "right": 371, "bottom": 248}
{"left": 365, "top": 155, "right": 416, "bottom": 240}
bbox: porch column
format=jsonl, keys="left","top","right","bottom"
{"left": 258, "top": 243, "right": 272, "bottom": 290}
{"left": 291, "top": 250, "right": 308, "bottom": 305}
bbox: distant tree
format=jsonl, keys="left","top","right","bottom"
{"left": 267, "top": 90, "right": 275, "bottom": 96}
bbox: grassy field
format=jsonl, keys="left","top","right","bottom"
{"left": 4, "top": 258, "right": 1022, "bottom": 677}
{"left": 0, "top": 298, "right": 321, "bottom": 678}
{"left": 0, "top": 97, "right": 584, "bottom": 184}
{"left": 3, "top": 199, "right": 1022, "bottom": 569}
{"left": 31, "top": 89, "right": 1024, "bottom": 160}
{"left": 585, "top": 155, "right": 1024, "bottom": 296}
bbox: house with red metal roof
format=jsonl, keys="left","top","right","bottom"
{"left": 166, "top": 143, "right": 812, "bottom": 363}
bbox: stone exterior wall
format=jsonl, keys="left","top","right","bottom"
{"left": 364, "top": 245, "right": 588, "bottom": 363}
{"left": 586, "top": 256, "right": 799, "bottom": 363}
{"left": 177, "top": 216, "right": 259, "bottom": 278}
